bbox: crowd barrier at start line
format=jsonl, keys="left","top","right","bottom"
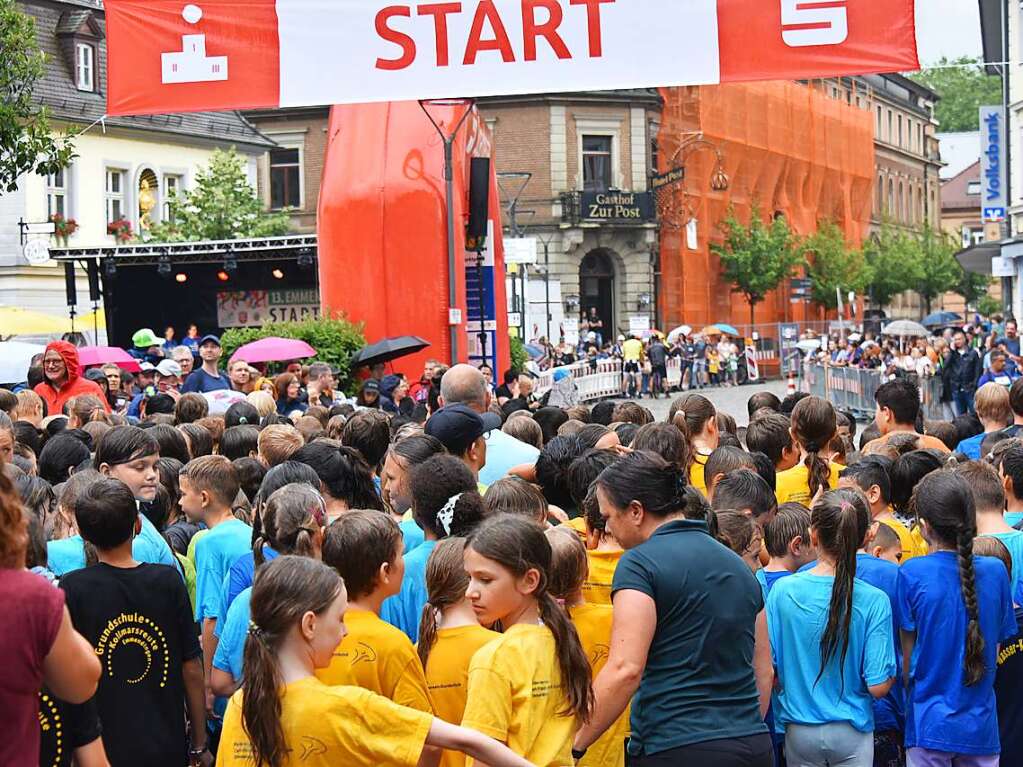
{"left": 535, "top": 358, "right": 687, "bottom": 403}
{"left": 799, "top": 364, "right": 945, "bottom": 422}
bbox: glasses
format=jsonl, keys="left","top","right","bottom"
{"left": 43, "top": 359, "right": 65, "bottom": 368}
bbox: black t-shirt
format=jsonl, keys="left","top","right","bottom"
{"left": 997, "top": 606, "right": 1023, "bottom": 766}
{"left": 60, "top": 563, "right": 201, "bottom": 767}
{"left": 38, "top": 689, "right": 102, "bottom": 767}
{"left": 495, "top": 384, "right": 514, "bottom": 400}
{"left": 648, "top": 343, "right": 668, "bottom": 367}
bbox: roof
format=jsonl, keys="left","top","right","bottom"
{"left": 475, "top": 89, "right": 663, "bottom": 108}
{"left": 941, "top": 159, "right": 981, "bottom": 211}
{"left": 937, "top": 132, "right": 980, "bottom": 180}
{"left": 23, "top": 0, "right": 274, "bottom": 150}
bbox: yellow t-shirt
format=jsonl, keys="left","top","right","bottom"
{"left": 774, "top": 461, "right": 844, "bottom": 506}
{"left": 563, "top": 517, "right": 588, "bottom": 540}
{"left": 878, "top": 517, "right": 927, "bottom": 563}
{"left": 422, "top": 624, "right": 501, "bottom": 767}
{"left": 461, "top": 623, "right": 577, "bottom": 767}
{"left": 568, "top": 604, "right": 628, "bottom": 767}
{"left": 582, "top": 549, "right": 621, "bottom": 606}
{"left": 622, "top": 339, "right": 643, "bottom": 362}
{"left": 217, "top": 676, "right": 432, "bottom": 767}
{"left": 316, "top": 609, "right": 434, "bottom": 713}
{"left": 690, "top": 452, "right": 710, "bottom": 496}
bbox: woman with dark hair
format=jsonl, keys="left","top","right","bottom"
{"left": 274, "top": 373, "right": 307, "bottom": 416}
{"left": 146, "top": 423, "right": 191, "bottom": 464}
{"left": 356, "top": 379, "right": 381, "bottom": 409}
{"left": 776, "top": 396, "right": 842, "bottom": 506}
{"left": 767, "top": 489, "right": 895, "bottom": 766}
{"left": 380, "top": 433, "right": 446, "bottom": 553}
{"left": 37, "top": 430, "right": 91, "bottom": 485}
{"left": 290, "top": 440, "right": 383, "bottom": 521}
{"left": 573, "top": 450, "right": 774, "bottom": 767}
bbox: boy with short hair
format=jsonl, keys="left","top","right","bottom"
{"left": 868, "top": 522, "right": 903, "bottom": 565}
{"left": 958, "top": 460, "right": 1023, "bottom": 598}
{"left": 317, "top": 510, "right": 434, "bottom": 714}
{"left": 179, "top": 454, "right": 250, "bottom": 708}
{"left": 839, "top": 457, "right": 925, "bottom": 562}
{"left": 61, "top": 478, "right": 208, "bottom": 766}
{"left": 757, "top": 503, "right": 814, "bottom": 598}
{"left": 745, "top": 413, "right": 800, "bottom": 473}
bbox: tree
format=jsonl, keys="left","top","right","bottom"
{"left": 911, "top": 57, "right": 1002, "bottom": 132}
{"left": 148, "top": 148, "right": 290, "bottom": 241}
{"left": 862, "top": 221, "right": 922, "bottom": 311}
{"left": 956, "top": 269, "right": 993, "bottom": 309}
{"left": 0, "top": 0, "right": 74, "bottom": 192}
{"left": 711, "top": 206, "right": 803, "bottom": 327}
{"left": 913, "top": 225, "right": 963, "bottom": 316}
{"left": 804, "top": 221, "right": 869, "bottom": 311}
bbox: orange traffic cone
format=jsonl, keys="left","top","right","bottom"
{"left": 787, "top": 371, "right": 796, "bottom": 396}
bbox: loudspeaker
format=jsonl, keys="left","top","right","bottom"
{"left": 87, "top": 259, "right": 101, "bottom": 302}
{"left": 64, "top": 262, "right": 77, "bottom": 307}
{"left": 466, "top": 157, "right": 490, "bottom": 252}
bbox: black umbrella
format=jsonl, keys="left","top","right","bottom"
{"left": 350, "top": 335, "right": 431, "bottom": 368}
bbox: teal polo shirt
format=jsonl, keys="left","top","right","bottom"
{"left": 612, "top": 518, "right": 768, "bottom": 757}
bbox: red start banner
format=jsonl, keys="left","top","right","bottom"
{"left": 105, "top": 0, "right": 919, "bottom": 116}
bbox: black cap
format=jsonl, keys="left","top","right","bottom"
{"left": 425, "top": 404, "right": 501, "bottom": 455}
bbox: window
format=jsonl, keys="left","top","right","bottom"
{"left": 269, "top": 148, "right": 300, "bottom": 209}
{"left": 887, "top": 179, "right": 894, "bottom": 216}
{"left": 581, "top": 135, "right": 613, "bottom": 191}
{"left": 75, "top": 43, "right": 94, "bottom": 92}
{"left": 887, "top": 110, "right": 893, "bottom": 142}
{"left": 876, "top": 106, "right": 882, "bottom": 135}
{"left": 917, "top": 124, "right": 923, "bottom": 154}
{"left": 163, "top": 174, "right": 183, "bottom": 220}
{"left": 967, "top": 181, "right": 982, "bottom": 196}
{"left": 876, "top": 175, "right": 884, "bottom": 213}
{"left": 105, "top": 168, "right": 125, "bottom": 223}
{"left": 898, "top": 182, "right": 904, "bottom": 221}
{"left": 897, "top": 115, "right": 903, "bottom": 147}
{"left": 47, "top": 168, "right": 67, "bottom": 217}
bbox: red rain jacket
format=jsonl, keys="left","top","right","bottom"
{"left": 33, "top": 341, "right": 110, "bottom": 415}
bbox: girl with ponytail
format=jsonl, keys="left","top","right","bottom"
{"left": 417, "top": 538, "right": 500, "bottom": 767}
{"left": 667, "top": 393, "right": 718, "bottom": 494}
{"left": 776, "top": 396, "right": 843, "bottom": 505}
{"left": 899, "top": 470, "right": 1017, "bottom": 764}
{"left": 217, "top": 555, "right": 535, "bottom": 767}
{"left": 462, "top": 515, "right": 593, "bottom": 765}
{"left": 766, "top": 489, "right": 896, "bottom": 766}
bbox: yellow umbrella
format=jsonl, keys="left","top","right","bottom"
{"left": 0, "top": 306, "right": 72, "bottom": 336}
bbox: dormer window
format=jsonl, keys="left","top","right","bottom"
{"left": 75, "top": 43, "right": 94, "bottom": 91}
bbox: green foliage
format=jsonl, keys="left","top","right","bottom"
{"left": 509, "top": 333, "right": 527, "bottom": 372}
{"left": 0, "top": 0, "right": 75, "bottom": 192}
{"left": 977, "top": 293, "right": 1002, "bottom": 318}
{"left": 956, "top": 269, "right": 993, "bottom": 308}
{"left": 220, "top": 314, "right": 366, "bottom": 395}
{"left": 711, "top": 206, "right": 804, "bottom": 324}
{"left": 915, "top": 225, "right": 964, "bottom": 315}
{"left": 862, "top": 221, "right": 922, "bottom": 309}
{"left": 911, "top": 57, "right": 1002, "bottom": 132}
{"left": 804, "top": 221, "right": 869, "bottom": 309}
{"left": 148, "top": 148, "right": 290, "bottom": 242}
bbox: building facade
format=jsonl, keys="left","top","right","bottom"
{"left": 1, "top": 0, "right": 273, "bottom": 315}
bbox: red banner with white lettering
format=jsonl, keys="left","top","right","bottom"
{"left": 105, "top": 0, "right": 919, "bottom": 116}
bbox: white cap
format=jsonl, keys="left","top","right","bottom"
{"left": 156, "top": 359, "right": 182, "bottom": 378}
{"left": 139, "top": 362, "right": 156, "bottom": 372}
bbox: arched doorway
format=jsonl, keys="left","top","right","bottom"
{"left": 580, "top": 249, "right": 615, "bottom": 342}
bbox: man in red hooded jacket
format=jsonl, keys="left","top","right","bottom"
{"left": 34, "top": 341, "right": 110, "bottom": 415}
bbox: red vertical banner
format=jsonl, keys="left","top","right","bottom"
{"left": 105, "top": 0, "right": 281, "bottom": 116}
{"left": 717, "top": 0, "right": 918, "bottom": 83}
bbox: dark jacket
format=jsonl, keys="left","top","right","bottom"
{"left": 943, "top": 347, "right": 982, "bottom": 393}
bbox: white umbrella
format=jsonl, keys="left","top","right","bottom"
{"left": 0, "top": 341, "right": 45, "bottom": 385}
{"left": 667, "top": 324, "right": 693, "bottom": 342}
{"left": 796, "top": 339, "right": 822, "bottom": 352}
{"left": 883, "top": 320, "right": 929, "bottom": 338}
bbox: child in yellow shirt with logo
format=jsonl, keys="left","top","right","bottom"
{"left": 564, "top": 451, "right": 622, "bottom": 605}
{"left": 546, "top": 526, "right": 629, "bottom": 767}
{"left": 462, "top": 515, "right": 594, "bottom": 766}
{"left": 417, "top": 538, "right": 501, "bottom": 767}
{"left": 216, "top": 555, "right": 534, "bottom": 767}
{"left": 316, "top": 511, "right": 433, "bottom": 714}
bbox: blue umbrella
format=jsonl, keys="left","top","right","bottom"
{"left": 921, "top": 311, "right": 961, "bottom": 328}
{"left": 714, "top": 323, "right": 740, "bottom": 336}
{"left": 524, "top": 344, "right": 544, "bottom": 359}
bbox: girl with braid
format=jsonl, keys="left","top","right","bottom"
{"left": 898, "top": 471, "right": 1017, "bottom": 766}
{"left": 775, "top": 396, "right": 844, "bottom": 506}
{"left": 767, "top": 489, "right": 896, "bottom": 766}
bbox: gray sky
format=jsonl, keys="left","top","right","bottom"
{"left": 916, "top": 1, "right": 983, "bottom": 64}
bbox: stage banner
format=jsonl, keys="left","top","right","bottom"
{"left": 106, "top": 0, "right": 919, "bottom": 116}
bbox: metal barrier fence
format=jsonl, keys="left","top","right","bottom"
{"left": 800, "top": 364, "right": 946, "bottom": 422}
{"left": 535, "top": 358, "right": 686, "bottom": 403}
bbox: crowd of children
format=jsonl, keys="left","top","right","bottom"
{"left": 4, "top": 363, "right": 1023, "bottom": 767}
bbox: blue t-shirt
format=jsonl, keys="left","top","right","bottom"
{"left": 381, "top": 539, "right": 437, "bottom": 642}
{"left": 181, "top": 368, "right": 229, "bottom": 394}
{"left": 222, "top": 548, "right": 277, "bottom": 616}
{"left": 194, "top": 518, "right": 253, "bottom": 623}
{"left": 400, "top": 519, "right": 424, "bottom": 555}
{"left": 212, "top": 586, "right": 251, "bottom": 683}
{"left": 955, "top": 433, "right": 986, "bottom": 461}
{"left": 897, "top": 551, "right": 1017, "bottom": 754}
{"left": 996, "top": 607, "right": 1023, "bottom": 767}
{"left": 612, "top": 519, "right": 767, "bottom": 756}
{"left": 754, "top": 568, "right": 792, "bottom": 602}
{"left": 982, "top": 531, "right": 1023, "bottom": 600}
{"left": 48, "top": 513, "right": 177, "bottom": 576}
{"left": 478, "top": 429, "right": 540, "bottom": 486}
{"left": 1007, "top": 511, "right": 1023, "bottom": 528}
{"left": 767, "top": 572, "right": 895, "bottom": 733}
{"left": 852, "top": 553, "right": 904, "bottom": 732}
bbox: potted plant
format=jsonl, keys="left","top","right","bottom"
{"left": 49, "top": 213, "right": 78, "bottom": 246}
{"left": 107, "top": 218, "right": 134, "bottom": 244}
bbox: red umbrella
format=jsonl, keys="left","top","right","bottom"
{"left": 230, "top": 337, "right": 317, "bottom": 364}
{"left": 77, "top": 346, "right": 141, "bottom": 372}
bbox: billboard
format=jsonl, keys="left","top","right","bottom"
{"left": 980, "top": 105, "right": 1007, "bottom": 223}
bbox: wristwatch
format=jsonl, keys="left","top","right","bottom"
{"left": 189, "top": 746, "right": 207, "bottom": 763}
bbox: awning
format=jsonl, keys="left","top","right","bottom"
{"left": 955, "top": 240, "right": 1000, "bottom": 276}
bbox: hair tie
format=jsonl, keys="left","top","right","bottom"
{"left": 238, "top": 416, "right": 249, "bottom": 424}
{"left": 678, "top": 410, "right": 686, "bottom": 420}
{"left": 248, "top": 621, "right": 267, "bottom": 643}
{"left": 676, "top": 473, "right": 687, "bottom": 495}
{"left": 437, "top": 493, "right": 462, "bottom": 536}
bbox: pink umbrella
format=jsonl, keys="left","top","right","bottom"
{"left": 230, "top": 337, "right": 317, "bottom": 364}
{"left": 77, "top": 346, "right": 141, "bottom": 372}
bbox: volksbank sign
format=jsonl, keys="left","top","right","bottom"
{"left": 981, "top": 105, "right": 1007, "bottom": 223}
